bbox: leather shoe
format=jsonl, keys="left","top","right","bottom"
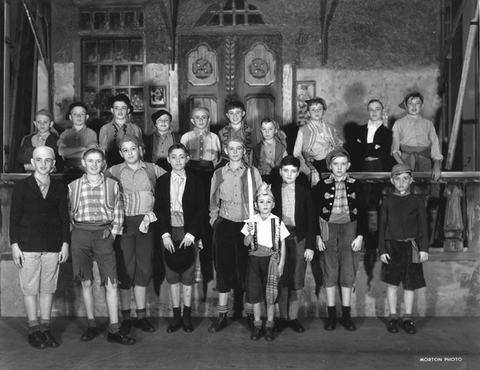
{"left": 250, "top": 326, "right": 263, "bottom": 341}
{"left": 208, "top": 313, "right": 228, "bottom": 333}
{"left": 119, "top": 320, "right": 131, "bottom": 335}
{"left": 265, "top": 327, "right": 275, "bottom": 341}
{"left": 135, "top": 318, "right": 155, "bottom": 332}
{"left": 167, "top": 320, "right": 183, "bottom": 333}
{"left": 183, "top": 322, "right": 194, "bottom": 333}
{"left": 342, "top": 317, "right": 357, "bottom": 331}
{"left": 28, "top": 331, "right": 46, "bottom": 349}
{"left": 274, "top": 318, "right": 289, "bottom": 332}
{"left": 324, "top": 317, "right": 337, "bottom": 331}
{"left": 107, "top": 331, "right": 136, "bottom": 345}
{"left": 41, "top": 330, "right": 60, "bottom": 348}
{"left": 401, "top": 319, "right": 417, "bottom": 334}
{"left": 289, "top": 319, "right": 305, "bottom": 333}
{"left": 80, "top": 327, "right": 100, "bottom": 342}
{"left": 387, "top": 319, "right": 399, "bottom": 333}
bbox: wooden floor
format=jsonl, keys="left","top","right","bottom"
{"left": 0, "top": 316, "right": 478, "bottom": 370}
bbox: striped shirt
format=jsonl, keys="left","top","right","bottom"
{"left": 281, "top": 184, "right": 296, "bottom": 227}
{"left": 70, "top": 174, "right": 124, "bottom": 236}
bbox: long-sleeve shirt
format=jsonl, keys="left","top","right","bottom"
{"left": 391, "top": 115, "right": 443, "bottom": 161}
{"left": 181, "top": 128, "right": 221, "bottom": 166}
{"left": 99, "top": 119, "right": 143, "bottom": 154}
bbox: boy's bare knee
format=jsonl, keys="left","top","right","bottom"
{"left": 81, "top": 280, "right": 93, "bottom": 289}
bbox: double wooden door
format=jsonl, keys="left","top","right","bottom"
{"left": 178, "top": 34, "right": 283, "bottom": 145}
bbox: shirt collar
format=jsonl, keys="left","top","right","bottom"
{"left": 82, "top": 173, "right": 105, "bottom": 186}
{"left": 155, "top": 129, "right": 171, "bottom": 138}
{"left": 367, "top": 120, "right": 382, "bottom": 129}
{"left": 172, "top": 170, "right": 186, "bottom": 180}
{"left": 327, "top": 173, "right": 350, "bottom": 183}
{"left": 194, "top": 127, "right": 210, "bottom": 136}
{"left": 226, "top": 162, "right": 245, "bottom": 173}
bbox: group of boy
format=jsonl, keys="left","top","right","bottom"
{"left": 11, "top": 90, "right": 436, "bottom": 348}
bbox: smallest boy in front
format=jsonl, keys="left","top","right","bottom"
{"left": 242, "top": 183, "right": 288, "bottom": 342}
{"left": 58, "top": 102, "right": 99, "bottom": 173}
{"left": 312, "top": 148, "right": 366, "bottom": 332}
{"left": 69, "top": 148, "right": 135, "bottom": 345}
{"left": 379, "top": 164, "right": 429, "bottom": 335}
{"left": 18, "top": 109, "right": 60, "bottom": 172}
{"left": 154, "top": 143, "right": 205, "bottom": 333}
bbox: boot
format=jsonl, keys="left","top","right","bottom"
{"left": 208, "top": 312, "right": 228, "bottom": 333}
{"left": 183, "top": 306, "right": 194, "bottom": 333}
{"left": 167, "top": 307, "right": 183, "bottom": 333}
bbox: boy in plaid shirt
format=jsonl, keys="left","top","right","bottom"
{"left": 69, "top": 148, "right": 135, "bottom": 345}
{"left": 312, "top": 148, "right": 366, "bottom": 332}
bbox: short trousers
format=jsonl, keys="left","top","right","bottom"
{"left": 19, "top": 252, "right": 59, "bottom": 295}
{"left": 71, "top": 227, "right": 118, "bottom": 286}
{"left": 321, "top": 221, "right": 360, "bottom": 288}
{"left": 116, "top": 215, "right": 154, "bottom": 289}
{"left": 380, "top": 240, "right": 426, "bottom": 290}
{"left": 246, "top": 255, "right": 273, "bottom": 304}
{"left": 212, "top": 217, "right": 248, "bottom": 293}
{"left": 163, "top": 227, "right": 198, "bottom": 285}
{"left": 281, "top": 234, "right": 308, "bottom": 291}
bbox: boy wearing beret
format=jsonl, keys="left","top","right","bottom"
{"left": 58, "top": 102, "right": 99, "bottom": 173}
{"left": 154, "top": 143, "right": 206, "bottom": 333}
{"left": 145, "top": 109, "right": 181, "bottom": 171}
{"left": 312, "top": 148, "right": 366, "bottom": 332}
{"left": 10, "top": 146, "right": 70, "bottom": 348}
{"left": 99, "top": 94, "right": 143, "bottom": 167}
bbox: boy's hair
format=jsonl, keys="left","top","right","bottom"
{"left": 225, "top": 137, "right": 245, "bottom": 148}
{"left": 325, "top": 148, "right": 350, "bottom": 168}
{"left": 260, "top": 117, "right": 279, "bottom": 131}
{"left": 83, "top": 147, "right": 105, "bottom": 160}
{"left": 305, "top": 97, "right": 327, "bottom": 111}
{"left": 168, "top": 143, "right": 189, "bottom": 156}
{"left": 226, "top": 100, "right": 245, "bottom": 113}
{"left": 118, "top": 134, "right": 142, "bottom": 149}
{"left": 191, "top": 107, "right": 210, "bottom": 118}
{"left": 35, "top": 108, "right": 54, "bottom": 122}
{"left": 280, "top": 155, "right": 300, "bottom": 169}
{"left": 399, "top": 91, "right": 424, "bottom": 110}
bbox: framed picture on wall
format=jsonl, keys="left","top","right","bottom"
{"left": 149, "top": 86, "right": 166, "bottom": 107}
{"left": 296, "top": 81, "right": 316, "bottom": 126}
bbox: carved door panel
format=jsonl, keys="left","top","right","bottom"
{"left": 178, "top": 34, "right": 282, "bottom": 144}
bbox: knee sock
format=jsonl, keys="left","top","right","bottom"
{"left": 173, "top": 307, "right": 182, "bottom": 325}
{"left": 121, "top": 309, "right": 131, "bottom": 321}
{"left": 217, "top": 304, "right": 228, "bottom": 316}
{"left": 327, "top": 306, "right": 336, "bottom": 320}
{"left": 108, "top": 322, "right": 120, "bottom": 334}
{"left": 342, "top": 306, "right": 351, "bottom": 319}
{"left": 136, "top": 308, "right": 146, "bottom": 320}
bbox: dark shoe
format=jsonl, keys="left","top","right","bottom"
{"left": 80, "top": 327, "right": 100, "bottom": 342}
{"left": 387, "top": 319, "right": 399, "bottom": 333}
{"left": 107, "top": 331, "right": 136, "bottom": 345}
{"left": 182, "top": 306, "right": 194, "bottom": 333}
{"left": 250, "top": 326, "right": 263, "bottom": 341}
{"left": 119, "top": 320, "right": 131, "bottom": 335}
{"left": 324, "top": 317, "right": 337, "bottom": 331}
{"left": 289, "top": 319, "right": 305, "bottom": 333}
{"left": 41, "top": 330, "right": 60, "bottom": 348}
{"left": 183, "top": 322, "right": 194, "bottom": 333}
{"left": 28, "top": 331, "right": 46, "bottom": 349}
{"left": 274, "top": 318, "right": 289, "bottom": 332}
{"left": 208, "top": 313, "right": 228, "bottom": 333}
{"left": 401, "top": 319, "right": 417, "bottom": 334}
{"left": 167, "top": 320, "right": 183, "bottom": 333}
{"left": 135, "top": 318, "right": 155, "bottom": 333}
{"left": 265, "top": 327, "right": 275, "bottom": 341}
{"left": 246, "top": 313, "right": 254, "bottom": 332}
{"left": 342, "top": 317, "right": 357, "bottom": 331}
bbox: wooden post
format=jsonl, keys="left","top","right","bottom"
{"left": 445, "top": 2, "right": 479, "bottom": 169}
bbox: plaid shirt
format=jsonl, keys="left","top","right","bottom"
{"left": 330, "top": 175, "right": 349, "bottom": 215}
{"left": 70, "top": 174, "right": 124, "bottom": 236}
{"left": 281, "top": 184, "right": 296, "bottom": 227}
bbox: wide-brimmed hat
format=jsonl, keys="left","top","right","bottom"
{"left": 391, "top": 163, "right": 412, "bottom": 177}
{"left": 398, "top": 91, "right": 424, "bottom": 110}
{"left": 107, "top": 93, "right": 134, "bottom": 112}
{"left": 151, "top": 109, "right": 172, "bottom": 123}
{"left": 326, "top": 147, "right": 350, "bottom": 168}
{"left": 164, "top": 244, "right": 196, "bottom": 274}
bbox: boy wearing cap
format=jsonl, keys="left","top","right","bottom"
{"left": 10, "top": 146, "right": 70, "bottom": 348}
{"left": 379, "top": 164, "right": 429, "bottom": 335}
{"left": 58, "top": 102, "right": 99, "bottom": 173}
{"left": 218, "top": 101, "right": 253, "bottom": 166}
{"left": 242, "top": 182, "right": 288, "bottom": 341}
{"left": 105, "top": 135, "right": 166, "bottom": 335}
{"left": 18, "top": 109, "right": 60, "bottom": 172}
{"left": 293, "top": 97, "right": 343, "bottom": 178}
{"left": 180, "top": 107, "right": 221, "bottom": 299}
{"left": 99, "top": 93, "right": 143, "bottom": 167}
{"left": 154, "top": 143, "right": 206, "bottom": 333}
{"left": 145, "top": 109, "right": 181, "bottom": 171}
{"left": 312, "top": 148, "right": 366, "bottom": 332}
{"left": 391, "top": 91, "right": 443, "bottom": 181}
{"left": 69, "top": 148, "right": 135, "bottom": 345}
{"left": 209, "top": 137, "right": 262, "bottom": 333}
